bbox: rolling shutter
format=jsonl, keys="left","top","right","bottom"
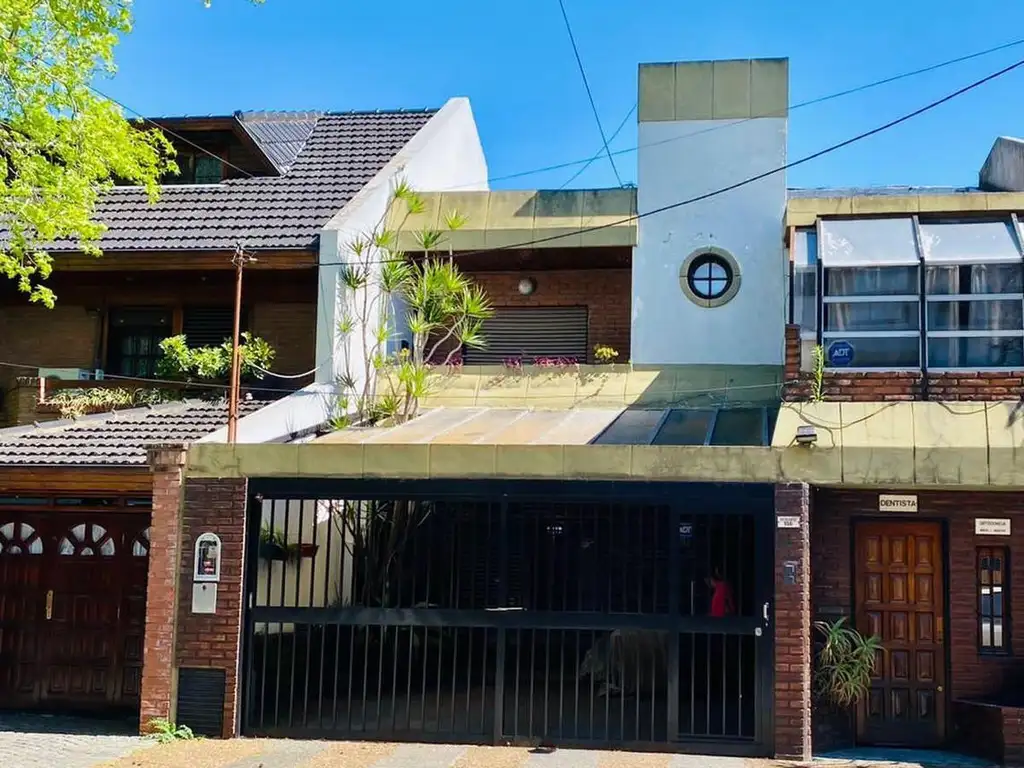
{"left": 181, "top": 307, "right": 246, "bottom": 348}
{"left": 464, "top": 306, "right": 589, "bottom": 364}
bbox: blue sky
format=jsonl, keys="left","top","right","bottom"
{"left": 109, "top": 0, "right": 1024, "bottom": 191}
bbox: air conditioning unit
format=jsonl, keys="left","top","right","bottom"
{"left": 37, "top": 367, "right": 87, "bottom": 381}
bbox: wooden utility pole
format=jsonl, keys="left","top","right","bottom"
{"left": 227, "top": 245, "right": 256, "bottom": 443}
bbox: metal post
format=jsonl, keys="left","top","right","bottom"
{"left": 228, "top": 245, "right": 248, "bottom": 443}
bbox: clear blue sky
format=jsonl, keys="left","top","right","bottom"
{"left": 109, "top": 0, "right": 1024, "bottom": 192}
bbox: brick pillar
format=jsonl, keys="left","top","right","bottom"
{"left": 141, "top": 443, "right": 188, "bottom": 733}
{"left": 7, "top": 377, "right": 44, "bottom": 425}
{"left": 774, "top": 482, "right": 812, "bottom": 760}
{"left": 177, "top": 477, "right": 248, "bottom": 738}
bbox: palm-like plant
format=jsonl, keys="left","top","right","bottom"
{"left": 814, "top": 617, "right": 884, "bottom": 709}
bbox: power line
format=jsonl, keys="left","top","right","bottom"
{"left": 555, "top": 0, "right": 622, "bottom": 186}
{"left": 558, "top": 102, "right": 637, "bottom": 190}
{"left": 319, "top": 54, "right": 1024, "bottom": 267}
{"left": 469, "top": 35, "right": 1024, "bottom": 188}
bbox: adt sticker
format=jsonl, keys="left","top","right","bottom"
{"left": 827, "top": 340, "right": 854, "bottom": 367}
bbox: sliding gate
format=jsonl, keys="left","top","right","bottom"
{"left": 241, "top": 480, "right": 774, "bottom": 755}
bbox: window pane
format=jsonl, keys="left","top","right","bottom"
{"left": 928, "top": 336, "right": 1024, "bottom": 368}
{"left": 825, "top": 336, "right": 919, "bottom": 368}
{"left": 820, "top": 218, "right": 918, "bottom": 266}
{"left": 978, "top": 547, "right": 1009, "bottom": 651}
{"left": 919, "top": 220, "right": 1021, "bottom": 264}
{"left": 652, "top": 409, "right": 714, "bottom": 446}
{"left": 926, "top": 263, "right": 1023, "bottom": 295}
{"left": 826, "top": 267, "right": 918, "bottom": 296}
{"left": 194, "top": 155, "right": 222, "bottom": 184}
{"left": 825, "top": 301, "right": 919, "bottom": 332}
{"left": 927, "top": 300, "right": 1023, "bottom": 331}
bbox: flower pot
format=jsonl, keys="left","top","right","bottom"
{"left": 259, "top": 542, "right": 287, "bottom": 561}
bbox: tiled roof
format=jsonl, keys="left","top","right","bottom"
{"left": 49, "top": 109, "right": 436, "bottom": 252}
{"left": 0, "top": 398, "right": 269, "bottom": 467}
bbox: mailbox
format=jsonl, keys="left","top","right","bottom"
{"left": 191, "top": 533, "right": 222, "bottom": 615}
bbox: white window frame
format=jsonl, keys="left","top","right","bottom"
{"left": 814, "top": 213, "right": 1024, "bottom": 373}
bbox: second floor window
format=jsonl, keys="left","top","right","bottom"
{"left": 107, "top": 309, "right": 171, "bottom": 379}
{"left": 806, "top": 215, "right": 1024, "bottom": 371}
{"left": 165, "top": 152, "right": 223, "bottom": 184}
{"left": 978, "top": 546, "right": 1009, "bottom": 653}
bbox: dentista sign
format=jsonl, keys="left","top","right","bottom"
{"left": 878, "top": 494, "right": 918, "bottom": 512}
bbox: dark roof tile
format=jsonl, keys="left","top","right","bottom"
{"left": 0, "top": 399, "right": 268, "bottom": 467}
{"left": 46, "top": 109, "right": 437, "bottom": 253}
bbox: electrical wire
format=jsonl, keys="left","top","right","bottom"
{"left": 558, "top": 102, "right": 637, "bottom": 190}
{"left": 555, "top": 0, "right": 622, "bottom": 186}
{"left": 318, "top": 54, "right": 1024, "bottom": 267}
{"left": 0, "top": 358, "right": 791, "bottom": 401}
{"left": 463, "top": 35, "right": 1024, "bottom": 189}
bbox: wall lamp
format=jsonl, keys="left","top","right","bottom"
{"left": 518, "top": 277, "right": 537, "bottom": 296}
{"left": 795, "top": 425, "right": 818, "bottom": 446}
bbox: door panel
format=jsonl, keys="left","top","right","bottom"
{"left": 855, "top": 521, "right": 945, "bottom": 747}
{"left": 0, "top": 509, "right": 149, "bottom": 713}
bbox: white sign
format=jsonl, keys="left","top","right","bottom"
{"left": 975, "top": 518, "right": 1011, "bottom": 536}
{"left": 777, "top": 515, "right": 801, "bottom": 529}
{"left": 879, "top": 494, "right": 918, "bottom": 512}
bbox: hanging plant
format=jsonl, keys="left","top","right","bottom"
{"left": 814, "top": 617, "right": 884, "bottom": 709}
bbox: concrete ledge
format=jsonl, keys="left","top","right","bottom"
{"left": 786, "top": 191, "right": 1024, "bottom": 227}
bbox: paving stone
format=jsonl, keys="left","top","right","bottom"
{"left": 525, "top": 748, "right": 601, "bottom": 768}
{"left": 371, "top": 743, "right": 469, "bottom": 768}
{"left": 0, "top": 714, "right": 152, "bottom": 768}
{"left": 222, "top": 739, "right": 330, "bottom": 768}
{"left": 667, "top": 754, "right": 746, "bottom": 768}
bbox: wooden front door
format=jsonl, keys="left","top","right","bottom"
{"left": 0, "top": 509, "right": 150, "bottom": 713}
{"left": 854, "top": 521, "right": 945, "bottom": 747}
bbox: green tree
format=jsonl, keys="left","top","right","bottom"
{"left": 0, "top": 1, "right": 261, "bottom": 307}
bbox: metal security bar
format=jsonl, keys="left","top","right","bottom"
{"left": 242, "top": 480, "right": 773, "bottom": 754}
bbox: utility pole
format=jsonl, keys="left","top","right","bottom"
{"left": 227, "top": 244, "right": 256, "bottom": 443}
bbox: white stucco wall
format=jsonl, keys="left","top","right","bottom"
{"left": 631, "top": 118, "right": 787, "bottom": 366}
{"left": 315, "top": 97, "right": 489, "bottom": 396}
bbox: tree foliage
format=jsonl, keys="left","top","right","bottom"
{"left": 156, "top": 333, "right": 275, "bottom": 383}
{"left": 0, "top": 0, "right": 180, "bottom": 306}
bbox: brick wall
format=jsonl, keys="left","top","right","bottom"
{"left": 141, "top": 445, "right": 188, "bottom": 732}
{"left": 814, "top": 489, "right": 1024, "bottom": 702}
{"left": 176, "top": 476, "right": 248, "bottom": 738}
{"left": 466, "top": 269, "right": 631, "bottom": 363}
{"left": 773, "top": 483, "right": 812, "bottom": 760}
{"left": 783, "top": 324, "right": 1024, "bottom": 402}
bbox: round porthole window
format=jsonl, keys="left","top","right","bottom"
{"left": 679, "top": 247, "right": 741, "bottom": 308}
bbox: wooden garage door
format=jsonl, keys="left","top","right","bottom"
{"left": 464, "top": 306, "right": 589, "bottom": 364}
{"left": 0, "top": 503, "right": 150, "bottom": 714}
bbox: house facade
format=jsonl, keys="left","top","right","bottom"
{"left": 6, "top": 53, "right": 1024, "bottom": 764}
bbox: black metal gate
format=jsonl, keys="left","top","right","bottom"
{"left": 240, "top": 480, "right": 774, "bottom": 755}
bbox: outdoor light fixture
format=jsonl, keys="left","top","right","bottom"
{"left": 518, "top": 277, "right": 537, "bottom": 296}
{"left": 795, "top": 425, "right": 818, "bottom": 445}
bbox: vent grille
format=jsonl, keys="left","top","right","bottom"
{"left": 176, "top": 667, "right": 226, "bottom": 737}
{"left": 464, "top": 306, "right": 588, "bottom": 364}
{"left": 181, "top": 307, "right": 245, "bottom": 348}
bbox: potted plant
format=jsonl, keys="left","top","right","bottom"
{"left": 258, "top": 523, "right": 288, "bottom": 561}
{"left": 813, "top": 617, "right": 884, "bottom": 750}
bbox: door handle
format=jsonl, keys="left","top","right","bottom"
{"left": 763, "top": 602, "right": 770, "bottom": 624}
{"left": 45, "top": 590, "right": 53, "bottom": 621}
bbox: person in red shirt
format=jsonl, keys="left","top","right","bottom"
{"left": 707, "top": 568, "right": 735, "bottom": 617}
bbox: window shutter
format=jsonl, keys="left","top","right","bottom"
{"left": 464, "top": 306, "right": 589, "bottom": 364}
{"left": 181, "top": 307, "right": 244, "bottom": 348}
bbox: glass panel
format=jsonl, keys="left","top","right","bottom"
{"left": 826, "top": 266, "right": 918, "bottom": 296}
{"left": 59, "top": 538, "right": 74, "bottom": 555}
{"left": 28, "top": 538, "right": 42, "bottom": 555}
{"left": 651, "top": 409, "right": 714, "bottom": 446}
{"left": 194, "top": 155, "right": 222, "bottom": 184}
{"left": 825, "top": 336, "right": 919, "bottom": 368}
{"left": 928, "top": 336, "right": 1024, "bottom": 368}
{"left": 81, "top": 547, "right": 94, "bottom": 556}
{"left": 0, "top": 523, "right": 12, "bottom": 538}
{"left": 709, "top": 408, "right": 765, "bottom": 446}
{"left": 70, "top": 524, "right": 86, "bottom": 541}
{"left": 919, "top": 220, "right": 1021, "bottom": 264}
{"left": 593, "top": 409, "right": 665, "bottom": 445}
{"left": 927, "top": 300, "right": 1023, "bottom": 331}
{"left": 99, "top": 538, "right": 115, "bottom": 556}
{"left": 793, "top": 229, "right": 818, "bottom": 334}
{"left": 0, "top": 497, "right": 48, "bottom": 506}
{"left": 819, "top": 217, "right": 918, "bottom": 266}
{"left": 926, "top": 263, "right": 1023, "bottom": 295}
{"left": 825, "top": 301, "right": 918, "bottom": 332}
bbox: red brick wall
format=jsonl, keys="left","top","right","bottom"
{"left": 466, "top": 269, "right": 631, "bottom": 363}
{"left": 176, "top": 477, "right": 248, "bottom": 738}
{"left": 250, "top": 302, "right": 316, "bottom": 382}
{"left": 814, "top": 489, "right": 1024, "bottom": 703}
{"left": 783, "top": 324, "right": 1024, "bottom": 402}
{"left": 774, "top": 483, "right": 812, "bottom": 760}
{"left": 141, "top": 445, "right": 188, "bottom": 732}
